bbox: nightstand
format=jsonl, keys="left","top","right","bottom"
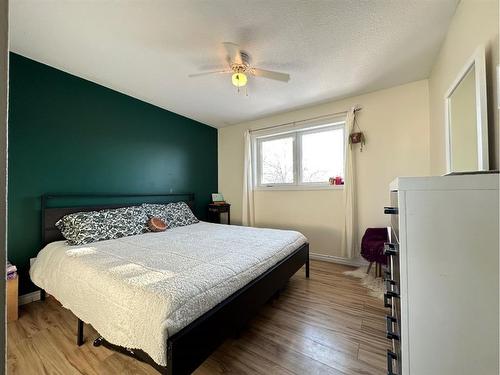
{"left": 207, "top": 203, "right": 230, "bottom": 225}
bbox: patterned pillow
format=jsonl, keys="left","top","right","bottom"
{"left": 142, "top": 202, "right": 198, "bottom": 229}
{"left": 56, "top": 206, "right": 148, "bottom": 245}
{"left": 141, "top": 203, "right": 169, "bottom": 224}
{"left": 167, "top": 202, "right": 199, "bottom": 228}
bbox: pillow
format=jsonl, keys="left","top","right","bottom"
{"left": 147, "top": 217, "right": 167, "bottom": 232}
{"left": 56, "top": 206, "right": 148, "bottom": 245}
{"left": 166, "top": 201, "right": 199, "bottom": 228}
{"left": 141, "top": 203, "right": 169, "bottom": 224}
{"left": 142, "top": 202, "right": 198, "bottom": 229}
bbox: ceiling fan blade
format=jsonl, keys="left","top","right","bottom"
{"left": 251, "top": 68, "right": 290, "bottom": 82}
{"left": 188, "top": 70, "right": 230, "bottom": 78}
{"left": 222, "top": 42, "right": 242, "bottom": 65}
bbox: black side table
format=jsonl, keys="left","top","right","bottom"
{"left": 207, "top": 203, "right": 230, "bottom": 225}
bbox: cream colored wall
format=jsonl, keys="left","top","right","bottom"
{"left": 428, "top": 0, "right": 499, "bottom": 174}
{"left": 218, "top": 80, "right": 430, "bottom": 257}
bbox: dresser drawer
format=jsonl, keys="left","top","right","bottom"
{"left": 387, "top": 313, "right": 401, "bottom": 374}
{"left": 387, "top": 349, "right": 400, "bottom": 375}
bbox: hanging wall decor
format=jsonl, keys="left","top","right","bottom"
{"left": 349, "top": 113, "right": 365, "bottom": 151}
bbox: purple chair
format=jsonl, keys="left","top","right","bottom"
{"left": 360, "top": 228, "right": 388, "bottom": 276}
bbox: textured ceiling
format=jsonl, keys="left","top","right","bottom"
{"left": 10, "top": 0, "right": 458, "bottom": 128}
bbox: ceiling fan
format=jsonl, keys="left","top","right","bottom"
{"left": 188, "top": 42, "right": 290, "bottom": 90}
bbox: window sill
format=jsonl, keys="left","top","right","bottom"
{"left": 254, "top": 185, "right": 344, "bottom": 191}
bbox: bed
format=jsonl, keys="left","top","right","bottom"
{"left": 31, "top": 193, "right": 310, "bottom": 375}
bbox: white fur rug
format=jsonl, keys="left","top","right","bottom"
{"left": 343, "top": 266, "right": 384, "bottom": 300}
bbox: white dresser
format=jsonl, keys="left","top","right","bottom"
{"left": 385, "top": 174, "right": 499, "bottom": 375}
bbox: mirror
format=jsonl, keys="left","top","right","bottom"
{"left": 445, "top": 46, "right": 488, "bottom": 173}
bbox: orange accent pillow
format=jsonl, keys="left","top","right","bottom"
{"left": 147, "top": 217, "right": 167, "bottom": 232}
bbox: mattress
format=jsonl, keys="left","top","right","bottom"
{"left": 30, "top": 221, "right": 307, "bottom": 366}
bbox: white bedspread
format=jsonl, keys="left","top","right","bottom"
{"left": 30, "top": 222, "right": 307, "bottom": 366}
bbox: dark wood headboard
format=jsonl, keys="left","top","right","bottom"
{"left": 41, "top": 193, "right": 195, "bottom": 245}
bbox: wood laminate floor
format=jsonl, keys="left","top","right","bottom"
{"left": 7, "top": 261, "right": 390, "bottom": 375}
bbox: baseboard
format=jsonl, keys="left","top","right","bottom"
{"left": 310, "top": 252, "right": 368, "bottom": 267}
{"left": 19, "top": 290, "right": 41, "bottom": 305}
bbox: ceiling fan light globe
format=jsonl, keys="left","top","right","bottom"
{"left": 231, "top": 73, "right": 247, "bottom": 87}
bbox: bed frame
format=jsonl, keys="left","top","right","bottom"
{"left": 40, "top": 193, "right": 310, "bottom": 375}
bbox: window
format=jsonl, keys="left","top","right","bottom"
{"left": 260, "top": 135, "right": 295, "bottom": 184}
{"left": 255, "top": 121, "right": 345, "bottom": 189}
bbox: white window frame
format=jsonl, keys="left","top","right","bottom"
{"left": 253, "top": 120, "right": 345, "bottom": 191}
{"left": 255, "top": 132, "right": 298, "bottom": 188}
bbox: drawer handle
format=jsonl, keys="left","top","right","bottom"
{"left": 386, "top": 315, "right": 400, "bottom": 341}
{"left": 384, "top": 279, "right": 400, "bottom": 298}
{"left": 384, "top": 242, "right": 399, "bottom": 256}
{"left": 384, "top": 206, "right": 398, "bottom": 215}
{"left": 387, "top": 350, "right": 399, "bottom": 375}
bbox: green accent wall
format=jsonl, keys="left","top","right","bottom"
{"left": 8, "top": 53, "right": 218, "bottom": 294}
